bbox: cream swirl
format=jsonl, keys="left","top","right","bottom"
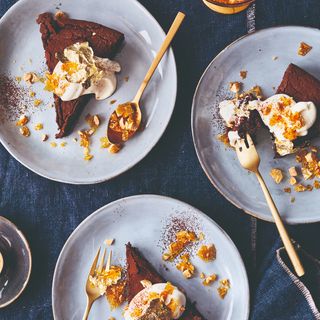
{"left": 45, "top": 42, "right": 121, "bottom": 101}
{"left": 124, "top": 282, "right": 186, "bottom": 320}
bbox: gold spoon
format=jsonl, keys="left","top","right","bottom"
{"left": 107, "top": 12, "right": 186, "bottom": 145}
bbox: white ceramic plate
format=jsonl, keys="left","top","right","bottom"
{"left": 192, "top": 26, "right": 320, "bottom": 224}
{"left": 52, "top": 195, "right": 249, "bottom": 320}
{"left": 0, "top": 0, "right": 177, "bottom": 184}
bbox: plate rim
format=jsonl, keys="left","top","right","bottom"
{"left": 0, "top": 216, "right": 32, "bottom": 308}
{"left": 51, "top": 194, "right": 250, "bottom": 320}
{"left": 0, "top": 0, "right": 177, "bottom": 185}
{"left": 191, "top": 25, "right": 320, "bottom": 225}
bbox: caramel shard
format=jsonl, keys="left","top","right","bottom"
{"left": 176, "top": 253, "right": 195, "bottom": 279}
{"left": 197, "top": 244, "right": 216, "bottom": 262}
{"left": 298, "top": 42, "right": 312, "bottom": 56}
{"left": 202, "top": 273, "right": 217, "bottom": 286}
{"left": 217, "top": 279, "right": 230, "bottom": 299}
{"left": 23, "top": 72, "right": 39, "bottom": 85}
{"left": 314, "top": 180, "right": 320, "bottom": 189}
{"left": 55, "top": 10, "right": 66, "bottom": 18}
{"left": 104, "top": 238, "right": 115, "bottom": 246}
{"left": 229, "top": 81, "right": 241, "bottom": 93}
{"left": 301, "top": 167, "right": 313, "bottom": 180}
{"left": 294, "top": 184, "right": 307, "bottom": 192}
{"left": 306, "top": 185, "right": 313, "bottom": 191}
{"left": 108, "top": 144, "right": 121, "bottom": 154}
{"left": 34, "top": 123, "right": 43, "bottom": 131}
{"left": 16, "top": 115, "right": 29, "bottom": 126}
{"left": 289, "top": 177, "right": 297, "bottom": 185}
{"left": 100, "top": 137, "right": 111, "bottom": 149}
{"left": 305, "top": 152, "right": 316, "bottom": 162}
{"left": 34, "top": 99, "right": 42, "bottom": 107}
{"left": 84, "top": 154, "right": 94, "bottom": 161}
{"left": 198, "top": 232, "right": 205, "bottom": 241}
{"left": 270, "top": 168, "right": 284, "bottom": 184}
{"left": 239, "top": 70, "right": 247, "bottom": 80}
{"left": 283, "top": 187, "right": 291, "bottom": 193}
{"left": 288, "top": 167, "right": 298, "bottom": 177}
{"left": 20, "top": 126, "right": 30, "bottom": 137}
{"left": 42, "top": 134, "right": 48, "bottom": 141}
{"left": 163, "top": 230, "right": 197, "bottom": 261}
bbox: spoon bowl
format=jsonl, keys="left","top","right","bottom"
{"left": 107, "top": 101, "right": 142, "bottom": 144}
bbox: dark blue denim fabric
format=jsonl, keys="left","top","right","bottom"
{"left": 0, "top": 0, "right": 320, "bottom": 319}
{"left": 251, "top": 239, "right": 320, "bottom": 320}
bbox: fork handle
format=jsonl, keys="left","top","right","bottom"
{"left": 82, "top": 297, "right": 94, "bottom": 320}
{"left": 255, "top": 170, "right": 305, "bottom": 277}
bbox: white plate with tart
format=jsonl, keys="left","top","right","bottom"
{"left": 192, "top": 26, "right": 320, "bottom": 224}
{"left": 0, "top": 0, "right": 177, "bottom": 184}
{"left": 52, "top": 195, "right": 250, "bottom": 320}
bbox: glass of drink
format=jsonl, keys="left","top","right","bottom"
{"left": 203, "top": 0, "right": 255, "bottom": 14}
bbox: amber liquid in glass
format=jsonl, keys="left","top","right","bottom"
{"left": 203, "top": 0, "right": 254, "bottom": 15}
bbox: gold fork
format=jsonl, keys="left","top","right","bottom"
{"left": 235, "top": 134, "right": 305, "bottom": 277}
{"left": 82, "top": 247, "right": 112, "bottom": 320}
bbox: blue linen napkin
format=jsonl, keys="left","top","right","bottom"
{"left": 251, "top": 238, "right": 320, "bottom": 320}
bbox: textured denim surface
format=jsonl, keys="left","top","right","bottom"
{"left": 0, "top": 0, "right": 320, "bottom": 319}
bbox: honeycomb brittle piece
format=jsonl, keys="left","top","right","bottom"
{"left": 176, "top": 253, "right": 195, "bottom": 279}
{"left": 202, "top": 273, "right": 217, "bottom": 286}
{"left": 19, "top": 126, "right": 30, "bottom": 137}
{"left": 197, "top": 244, "right": 216, "bottom": 262}
{"left": 288, "top": 166, "right": 298, "bottom": 177}
{"left": 298, "top": 42, "right": 312, "bottom": 56}
{"left": 16, "top": 115, "right": 29, "bottom": 126}
{"left": 229, "top": 81, "right": 241, "bottom": 93}
{"left": 270, "top": 168, "right": 284, "bottom": 184}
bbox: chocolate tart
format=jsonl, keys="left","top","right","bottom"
{"left": 274, "top": 63, "right": 320, "bottom": 156}
{"left": 37, "top": 12, "right": 124, "bottom": 138}
{"left": 126, "top": 243, "right": 205, "bottom": 320}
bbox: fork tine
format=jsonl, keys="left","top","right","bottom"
{"left": 89, "top": 247, "right": 101, "bottom": 276}
{"left": 105, "top": 250, "right": 112, "bottom": 272}
{"left": 235, "top": 138, "right": 245, "bottom": 149}
{"left": 246, "top": 134, "right": 254, "bottom": 146}
{"left": 97, "top": 248, "right": 106, "bottom": 273}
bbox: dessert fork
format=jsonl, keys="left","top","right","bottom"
{"left": 82, "top": 247, "right": 112, "bottom": 320}
{"left": 235, "top": 134, "right": 305, "bottom": 277}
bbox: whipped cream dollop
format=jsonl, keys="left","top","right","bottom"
{"left": 45, "top": 42, "right": 121, "bottom": 101}
{"left": 124, "top": 282, "right": 186, "bottom": 320}
{"left": 219, "top": 94, "right": 317, "bottom": 155}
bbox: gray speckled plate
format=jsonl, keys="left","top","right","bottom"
{"left": 0, "top": 0, "right": 176, "bottom": 184}
{"left": 192, "top": 26, "right": 320, "bottom": 224}
{"left": 52, "top": 195, "right": 249, "bottom": 320}
{"left": 0, "top": 216, "right": 32, "bottom": 308}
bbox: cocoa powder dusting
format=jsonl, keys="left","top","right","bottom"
{"left": 0, "top": 74, "right": 34, "bottom": 122}
{"left": 159, "top": 213, "right": 202, "bottom": 259}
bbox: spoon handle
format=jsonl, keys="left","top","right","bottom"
{"left": 133, "top": 12, "right": 185, "bottom": 103}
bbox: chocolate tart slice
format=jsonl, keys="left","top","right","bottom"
{"left": 275, "top": 63, "right": 320, "bottom": 155}
{"left": 126, "top": 243, "right": 205, "bottom": 320}
{"left": 37, "top": 12, "right": 124, "bottom": 138}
